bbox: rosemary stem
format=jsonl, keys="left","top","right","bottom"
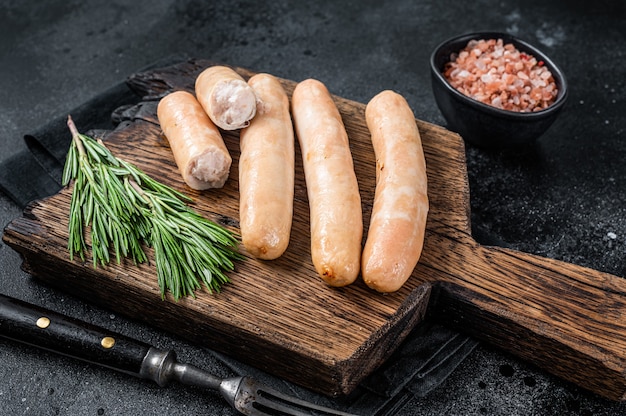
{"left": 129, "top": 178, "right": 145, "bottom": 199}
{"left": 67, "top": 115, "right": 87, "bottom": 158}
{"left": 129, "top": 178, "right": 154, "bottom": 209}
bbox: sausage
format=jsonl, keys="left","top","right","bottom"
{"left": 195, "top": 65, "right": 257, "bottom": 130}
{"left": 361, "top": 90, "right": 429, "bottom": 292}
{"left": 157, "top": 90, "right": 232, "bottom": 190}
{"left": 291, "top": 79, "right": 363, "bottom": 287}
{"left": 238, "top": 73, "right": 294, "bottom": 260}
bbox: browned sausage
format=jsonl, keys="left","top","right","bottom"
{"left": 238, "top": 73, "right": 294, "bottom": 259}
{"left": 361, "top": 90, "right": 429, "bottom": 292}
{"left": 291, "top": 79, "right": 363, "bottom": 287}
{"left": 157, "top": 90, "right": 232, "bottom": 190}
{"left": 195, "top": 65, "right": 257, "bottom": 130}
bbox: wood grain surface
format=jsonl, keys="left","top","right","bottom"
{"left": 4, "top": 59, "right": 626, "bottom": 400}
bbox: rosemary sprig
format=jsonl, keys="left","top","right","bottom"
{"left": 62, "top": 122, "right": 146, "bottom": 267}
{"left": 62, "top": 116, "right": 242, "bottom": 299}
{"left": 125, "top": 167, "right": 241, "bottom": 299}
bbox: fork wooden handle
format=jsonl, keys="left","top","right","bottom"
{"left": 0, "top": 293, "right": 152, "bottom": 378}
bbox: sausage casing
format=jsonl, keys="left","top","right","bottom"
{"left": 157, "top": 90, "right": 232, "bottom": 190}
{"left": 291, "top": 79, "right": 363, "bottom": 287}
{"left": 239, "top": 73, "right": 294, "bottom": 259}
{"left": 195, "top": 65, "right": 257, "bottom": 131}
{"left": 361, "top": 90, "right": 429, "bottom": 292}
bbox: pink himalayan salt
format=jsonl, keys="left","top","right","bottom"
{"left": 443, "top": 38, "right": 558, "bottom": 112}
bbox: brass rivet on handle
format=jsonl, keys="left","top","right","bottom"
{"left": 36, "top": 317, "right": 50, "bottom": 329}
{"left": 101, "top": 337, "right": 116, "bottom": 349}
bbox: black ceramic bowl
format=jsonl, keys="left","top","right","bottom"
{"left": 430, "top": 32, "right": 568, "bottom": 148}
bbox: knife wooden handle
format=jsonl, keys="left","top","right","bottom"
{"left": 0, "top": 293, "right": 152, "bottom": 377}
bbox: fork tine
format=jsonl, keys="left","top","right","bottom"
{"left": 244, "top": 378, "right": 359, "bottom": 416}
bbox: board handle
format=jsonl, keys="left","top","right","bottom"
{"left": 0, "top": 294, "right": 161, "bottom": 380}
{"left": 428, "top": 240, "right": 626, "bottom": 401}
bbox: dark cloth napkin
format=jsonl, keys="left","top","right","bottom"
{"left": 0, "top": 67, "right": 478, "bottom": 415}
{"left": 216, "top": 321, "right": 478, "bottom": 415}
{"left": 0, "top": 82, "right": 141, "bottom": 208}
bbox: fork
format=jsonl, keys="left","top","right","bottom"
{"left": 0, "top": 294, "right": 358, "bottom": 415}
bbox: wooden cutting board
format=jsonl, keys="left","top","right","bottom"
{"left": 4, "top": 59, "right": 626, "bottom": 400}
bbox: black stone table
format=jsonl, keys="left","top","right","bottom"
{"left": 1, "top": 1, "right": 625, "bottom": 414}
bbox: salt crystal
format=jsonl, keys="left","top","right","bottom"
{"left": 608, "top": 232, "right": 617, "bottom": 240}
{"left": 491, "top": 96, "right": 503, "bottom": 108}
{"left": 531, "top": 79, "right": 546, "bottom": 88}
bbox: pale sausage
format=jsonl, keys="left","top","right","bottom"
{"left": 157, "top": 90, "right": 232, "bottom": 190}
{"left": 291, "top": 79, "right": 363, "bottom": 287}
{"left": 195, "top": 65, "right": 257, "bottom": 130}
{"left": 361, "top": 90, "right": 429, "bottom": 292}
{"left": 239, "top": 73, "right": 294, "bottom": 260}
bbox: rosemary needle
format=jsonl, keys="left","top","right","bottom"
{"left": 62, "top": 115, "right": 242, "bottom": 299}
